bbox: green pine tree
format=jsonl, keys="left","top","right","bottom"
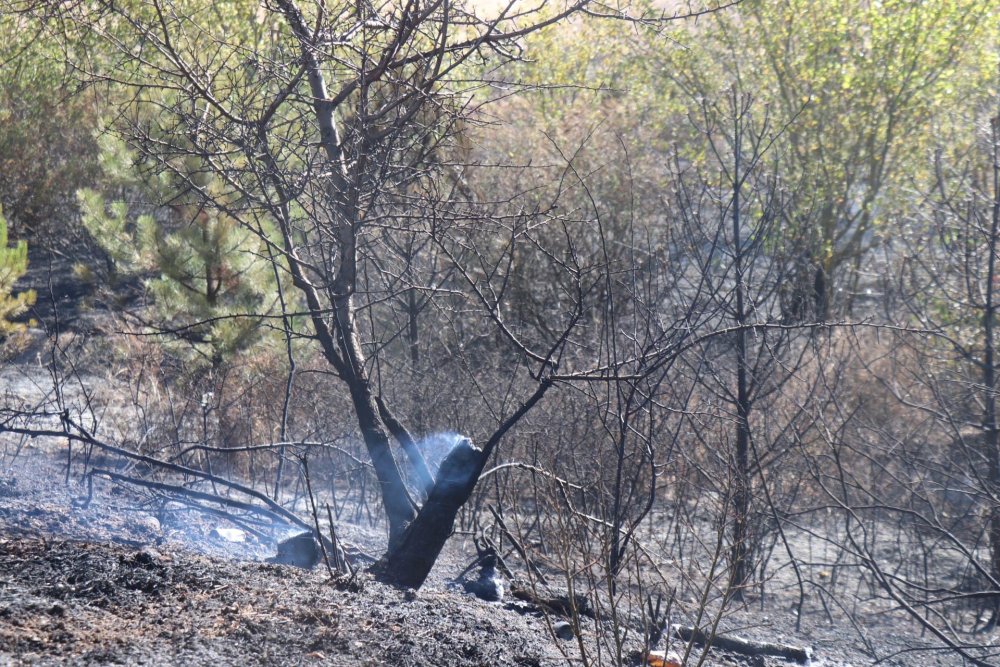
{"left": 78, "top": 135, "right": 278, "bottom": 366}
{"left": 0, "top": 206, "right": 35, "bottom": 339}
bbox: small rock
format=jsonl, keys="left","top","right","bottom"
{"left": 268, "top": 532, "right": 320, "bottom": 568}
{"left": 403, "top": 588, "right": 417, "bottom": 602}
{"left": 552, "top": 621, "right": 574, "bottom": 640}
{"left": 134, "top": 515, "right": 161, "bottom": 533}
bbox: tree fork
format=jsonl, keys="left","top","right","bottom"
{"left": 380, "top": 379, "right": 553, "bottom": 588}
{"left": 380, "top": 438, "right": 482, "bottom": 588}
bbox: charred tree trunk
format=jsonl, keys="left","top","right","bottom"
{"left": 408, "top": 286, "right": 420, "bottom": 367}
{"left": 729, "top": 111, "right": 753, "bottom": 601}
{"left": 381, "top": 439, "right": 482, "bottom": 587}
{"left": 347, "top": 383, "right": 419, "bottom": 549}
{"left": 812, "top": 263, "right": 828, "bottom": 322}
{"left": 381, "top": 379, "right": 553, "bottom": 588}
{"left": 376, "top": 395, "right": 435, "bottom": 498}
{"left": 985, "top": 113, "right": 1000, "bottom": 620}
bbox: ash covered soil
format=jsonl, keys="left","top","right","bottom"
{"left": 0, "top": 451, "right": 576, "bottom": 667}
{"left": 0, "top": 446, "right": 982, "bottom": 666}
{"left": 0, "top": 538, "right": 553, "bottom": 667}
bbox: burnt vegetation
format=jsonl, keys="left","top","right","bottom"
{"left": 1, "top": 0, "right": 1000, "bottom": 665}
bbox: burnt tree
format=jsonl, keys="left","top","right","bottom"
{"left": 41, "top": 0, "right": 687, "bottom": 588}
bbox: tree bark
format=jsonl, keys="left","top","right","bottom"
{"left": 376, "top": 394, "right": 435, "bottom": 497}
{"left": 675, "top": 626, "right": 810, "bottom": 663}
{"left": 344, "top": 381, "right": 419, "bottom": 550}
{"left": 729, "top": 100, "right": 753, "bottom": 600}
{"left": 984, "top": 112, "right": 1000, "bottom": 614}
{"left": 380, "top": 438, "right": 482, "bottom": 588}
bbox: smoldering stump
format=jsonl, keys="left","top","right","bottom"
{"left": 380, "top": 438, "right": 482, "bottom": 588}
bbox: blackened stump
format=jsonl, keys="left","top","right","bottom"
{"left": 381, "top": 439, "right": 482, "bottom": 588}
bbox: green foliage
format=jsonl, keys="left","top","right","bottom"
{"left": 679, "top": 1, "right": 995, "bottom": 305}
{"left": 0, "top": 206, "right": 36, "bottom": 338}
{"left": 78, "top": 135, "right": 280, "bottom": 366}
{"left": 0, "top": 11, "right": 102, "bottom": 240}
{"left": 511, "top": 0, "right": 998, "bottom": 317}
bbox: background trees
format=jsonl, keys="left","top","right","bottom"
{"left": 0, "top": 207, "right": 36, "bottom": 340}
{"left": 78, "top": 134, "right": 279, "bottom": 367}
{"left": 872, "top": 99, "right": 1000, "bottom": 633}
{"left": 679, "top": 0, "right": 993, "bottom": 319}
{"left": 0, "top": 8, "right": 102, "bottom": 243}
{"left": 516, "top": 0, "right": 994, "bottom": 320}
{"left": 5, "top": 0, "right": 1000, "bottom": 663}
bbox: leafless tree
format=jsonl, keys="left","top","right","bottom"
{"left": 17, "top": 0, "right": 736, "bottom": 588}
{"left": 889, "top": 98, "right": 1000, "bottom": 630}
{"left": 665, "top": 90, "right": 817, "bottom": 601}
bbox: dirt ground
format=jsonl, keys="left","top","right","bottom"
{"left": 0, "top": 450, "right": 583, "bottom": 667}
{"left": 0, "top": 444, "right": 988, "bottom": 667}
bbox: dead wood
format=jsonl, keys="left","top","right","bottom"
{"left": 9, "top": 420, "right": 301, "bottom": 529}
{"left": 379, "top": 439, "right": 482, "bottom": 588}
{"left": 674, "top": 626, "right": 811, "bottom": 663}
{"left": 14, "top": 419, "right": 354, "bottom": 568}
{"left": 86, "top": 469, "right": 292, "bottom": 527}
{"left": 509, "top": 584, "right": 598, "bottom": 620}
{"left": 488, "top": 505, "right": 548, "bottom": 585}
{"left": 84, "top": 468, "right": 345, "bottom": 567}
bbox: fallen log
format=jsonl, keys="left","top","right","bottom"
{"left": 674, "top": 626, "right": 811, "bottom": 664}
{"left": 509, "top": 584, "right": 598, "bottom": 620}
{"left": 85, "top": 469, "right": 308, "bottom": 532}
{"left": 11, "top": 420, "right": 300, "bottom": 528}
